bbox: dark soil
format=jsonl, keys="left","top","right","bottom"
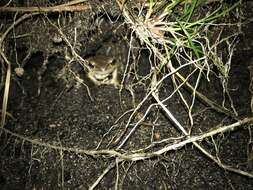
{"left": 1, "top": 1, "right": 253, "bottom": 190}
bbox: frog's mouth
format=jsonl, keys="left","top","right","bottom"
{"left": 92, "top": 66, "right": 116, "bottom": 80}
{"left": 93, "top": 72, "right": 113, "bottom": 82}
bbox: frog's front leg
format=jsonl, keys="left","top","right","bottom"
{"left": 87, "top": 71, "right": 102, "bottom": 86}
{"left": 110, "top": 68, "right": 120, "bottom": 88}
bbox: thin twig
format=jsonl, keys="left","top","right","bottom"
{"left": 89, "top": 160, "right": 122, "bottom": 190}
{"left": 151, "top": 87, "right": 253, "bottom": 178}
{"left": 0, "top": 5, "right": 89, "bottom": 12}
{"left": 0, "top": 51, "right": 11, "bottom": 130}
{"left": 1, "top": 117, "right": 253, "bottom": 166}
{"left": 0, "top": 0, "right": 90, "bottom": 13}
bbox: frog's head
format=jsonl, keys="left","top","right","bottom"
{"left": 86, "top": 55, "right": 119, "bottom": 86}
{"left": 87, "top": 55, "right": 116, "bottom": 73}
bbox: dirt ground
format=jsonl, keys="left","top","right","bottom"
{"left": 1, "top": 1, "right": 253, "bottom": 190}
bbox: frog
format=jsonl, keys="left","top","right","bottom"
{"left": 86, "top": 55, "right": 120, "bottom": 87}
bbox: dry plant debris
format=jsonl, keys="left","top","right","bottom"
{"left": 0, "top": 0, "right": 253, "bottom": 189}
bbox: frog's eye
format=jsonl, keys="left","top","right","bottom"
{"left": 88, "top": 62, "right": 95, "bottom": 69}
{"left": 109, "top": 58, "right": 116, "bottom": 65}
